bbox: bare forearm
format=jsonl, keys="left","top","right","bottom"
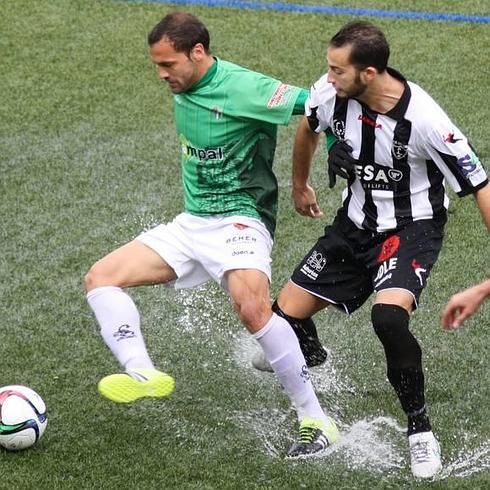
{"left": 292, "top": 116, "right": 320, "bottom": 189}
{"left": 475, "top": 182, "right": 490, "bottom": 232}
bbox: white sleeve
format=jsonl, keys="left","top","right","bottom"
{"left": 419, "top": 108, "right": 488, "bottom": 196}
{"left": 305, "top": 74, "right": 337, "bottom": 134}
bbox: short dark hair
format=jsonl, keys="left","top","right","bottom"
{"left": 148, "top": 12, "right": 210, "bottom": 55}
{"left": 329, "top": 21, "right": 389, "bottom": 72}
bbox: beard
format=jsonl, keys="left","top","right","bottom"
{"left": 347, "top": 73, "right": 367, "bottom": 98}
{"left": 341, "top": 72, "right": 367, "bottom": 98}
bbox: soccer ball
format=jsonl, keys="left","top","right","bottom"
{"left": 0, "top": 385, "right": 47, "bottom": 451}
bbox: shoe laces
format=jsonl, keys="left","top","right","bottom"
{"left": 411, "top": 440, "right": 431, "bottom": 464}
{"left": 298, "top": 425, "right": 320, "bottom": 444}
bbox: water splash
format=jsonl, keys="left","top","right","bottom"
{"left": 233, "top": 408, "right": 405, "bottom": 472}
{"left": 232, "top": 331, "right": 356, "bottom": 396}
{"left": 437, "top": 438, "right": 490, "bottom": 479}
{"left": 231, "top": 331, "right": 489, "bottom": 480}
{"left": 175, "top": 285, "right": 224, "bottom": 334}
{"left": 334, "top": 417, "right": 406, "bottom": 473}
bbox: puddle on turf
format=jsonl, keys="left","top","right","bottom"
{"left": 232, "top": 332, "right": 490, "bottom": 480}
{"left": 165, "top": 290, "right": 489, "bottom": 481}
{"left": 234, "top": 408, "right": 406, "bottom": 474}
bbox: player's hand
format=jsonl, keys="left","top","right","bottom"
{"left": 441, "top": 283, "right": 488, "bottom": 330}
{"left": 292, "top": 184, "right": 323, "bottom": 218}
{"left": 328, "top": 140, "right": 357, "bottom": 188}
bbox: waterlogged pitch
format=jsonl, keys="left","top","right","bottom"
{"left": 1, "top": 0, "right": 488, "bottom": 488}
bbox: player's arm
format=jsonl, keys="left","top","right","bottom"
{"left": 294, "top": 90, "right": 351, "bottom": 189}
{"left": 292, "top": 116, "right": 322, "bottom": 218}
{"left": 421, "top": 114, "right": 488, "bottom": 200}
{"left": 441, "top": 279, "right": 490, "bottom": 329}
{"left": 474, "top": 182, "right": 490, "bottom": 232}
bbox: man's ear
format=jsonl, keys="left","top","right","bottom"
{"left": 190, "top": 43, "right": 206, "bottom": 62}
{"left": 361, "top": 66, "right": 378, "bottom": 83}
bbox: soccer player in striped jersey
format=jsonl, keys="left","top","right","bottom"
{"left": 266, "top": 21, "right": 489, "bottom": 477}
{"left": 84, "top": 12, "right": 338, "bottom": 457}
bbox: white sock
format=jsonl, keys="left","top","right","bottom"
{"left": 87, "top": 286, "right": 154, "bottom": 371}
{"left": 253, "top": 313, "right": 327, "bottom": 423}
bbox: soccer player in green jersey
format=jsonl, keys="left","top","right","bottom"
{"left": 84, "top": 12, "right": 338, "bottom": 456}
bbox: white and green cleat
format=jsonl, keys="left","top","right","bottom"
{"left": 98, "top": 368, "right": 175, "bottom": 403}
{"left": 287, "top": 416, "right": 339, "bottom": 457}
{"left": 409, "top": 431, "right": 442, "bottom": 479}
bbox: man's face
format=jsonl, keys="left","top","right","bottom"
{"left": 149, "top": 38, "right": 201, "bottom": 93}
{"left": 326, "top": 44, "right": 367, "bottom": 98}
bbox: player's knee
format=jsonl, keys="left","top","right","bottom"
{"left": 371, "top": 303, "right": 409, "bottom": 337}
{"left": 83, "top": 262, "right": 112, "bottom": 293}
{"left": 371, "top": 303, "right": 421, "bottom": 368}
{"left": 83, "top": 266, "right": 98, "bottom": 293}
{"left": 235, "top": 296, "right": 270, "bottom": 332}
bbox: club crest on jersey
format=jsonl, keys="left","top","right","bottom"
{"left": 392, "top": 140, "right": 408, "bottom": 160}
{"left": 333, "top": 119, "right": 346, "bottom": 139}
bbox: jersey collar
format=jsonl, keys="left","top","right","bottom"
{"left": 188, "top": 57, "right": 218, "bottom": 92}
{"left": 353, "top": 67, "right": 411, "bottom": 121}
{"left": 383, "top": 67, "right": 411, "bottom": 121}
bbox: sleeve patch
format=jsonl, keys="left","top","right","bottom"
{"left": 456, "top": 151, "right": 483, "bottom": 179}
{"left": 267, "top": 83, "right": 294, "bottom": 108}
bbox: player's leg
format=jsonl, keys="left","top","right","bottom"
{"left": 372, "top": 290, "right": 427, "bottom": 430}
{"left": 203, "top": 216, "right": 338, "bottom": 456}
{"left": 85, "top": 239, "right": 177, "bottom": 369}
{"left": 252, "top": 220, "right": 372, "bottom": 372}
{"left": 225, "top": 268, "right": 338, "bottom": 456}
{"left": 85, "top": 239, "right": 178, "bottom": 402}
{"left": 370, "top": 222, "right": 444, "bottom": 478}
{"left": 250, "top": 283, "right": 329, "bottom": 372}
{"left": 273, "top": 283, "right": 330, "bottom": 368}
{"left": 372, "top": 291, "right": 441, "bottom": 478}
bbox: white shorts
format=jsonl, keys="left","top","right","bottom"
{"left": 136, "top": 213, "right": 273, "bottom": 289}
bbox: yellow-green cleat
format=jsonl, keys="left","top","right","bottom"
{"left": 287, "top": 416, "right": 339, "bottom": 457}
{"left": 98, "top": 368, "right": 175, "bottom": 403}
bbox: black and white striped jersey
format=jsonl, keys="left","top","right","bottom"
{"left": 306, "top": 68, "right": 488, "bottom": 232}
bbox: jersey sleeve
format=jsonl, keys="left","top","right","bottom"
{"left": 292, "top": 89, "right": 308, "bottom": 115}
{"left": 305, "top": 74, "right": 337, "bottom": 134}
{"left": 229, "top": 70, "right": 303, "bottom": 126}
{"left": 420, "top": 111, "right": 488, "bottom": 197}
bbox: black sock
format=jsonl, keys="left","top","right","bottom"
{"left": 272, "top": 300, "right": 327, "bottom": 365}
{"left": 388, "top": 367, "right": 432, "bottom": 435}
{"left": 372, "top": 304, "right": 432, "bottom": 435}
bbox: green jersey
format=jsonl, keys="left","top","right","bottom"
{"left": 173, "top": 58, "right": 303, "bottom": 235}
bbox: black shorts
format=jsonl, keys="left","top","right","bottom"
{"left": 290, "top": 211, "right": 445, "bottom": 314}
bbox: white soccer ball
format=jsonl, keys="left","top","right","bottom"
{"left": 0, "top": 385, "right": 48, "bottom": 451}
